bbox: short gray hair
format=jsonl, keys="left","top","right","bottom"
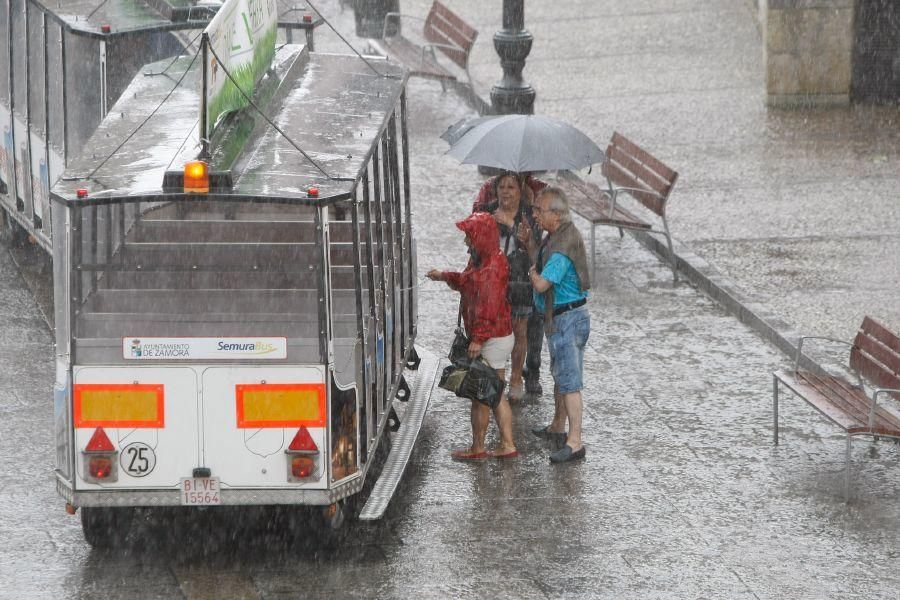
{"left": 537, "top": 186, "right": 571, "bottom": 223}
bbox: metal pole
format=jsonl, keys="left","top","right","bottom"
{"left": 490, "top": 0, "right": 535, "bottom": 115}
{"left": 199, "top": 34, "right": 210, "bottom": 160}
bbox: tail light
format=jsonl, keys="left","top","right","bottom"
{"left": 285, "top": 427, "right": 319, "bottom": 482}
{"left": 82, "top": 427, "right": 118, "bottom": 483}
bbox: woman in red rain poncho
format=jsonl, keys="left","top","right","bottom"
{"left": 427, "top": 212, "right": 519, "bottom": 461}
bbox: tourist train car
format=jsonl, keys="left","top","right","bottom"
{"left": 0, "top": 0, "right": 319, "bottom": 249}
{"left": 48, "top": 34, "right": 433, "bottom": 546}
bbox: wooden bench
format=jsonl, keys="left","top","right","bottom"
{"left": 773, "top": 316, "right": 900, "bottom": 500}
{"left": 554, "top": 132, "right": 679, "bottom": 282}
{"left": 370, "top": 0, "right": 477, "bottom": 90}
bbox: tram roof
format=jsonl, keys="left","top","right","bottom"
{"left": 29, "top": 0, "right": 317, "bottom": 38}
{"left": 51, "top": 47, "right": 409, "bottom": 207}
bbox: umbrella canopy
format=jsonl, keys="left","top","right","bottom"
{"left": 439, "top": 115, "right": 492, "bottom": 144}
{"left": 444, "top": 114, "right": 605, "bottom": 172}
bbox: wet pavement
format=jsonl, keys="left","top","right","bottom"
{"left": 443, "top": 0, "right": 900, "bottom": 343}
{"left": 2, "top": 0, "right": 900, "bottom": 598}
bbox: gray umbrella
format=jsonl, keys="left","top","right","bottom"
{"left": 444, "top": 114, "right": 605, "bottom": 172}
{"left": 439, "top": 115, "right": 492, "bottom": 144}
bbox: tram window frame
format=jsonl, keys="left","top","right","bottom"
{"left": 45, "top": 21, "right": 65, "bottom": 162}
{"left": 378, "top": 131, "right": 398, "bottom": 397}
{"left": 369, "top": 147, "right": 391, "bottom": 421}
{"left": 361, "top": 167, "right": 381, "bottom": 454}
{"left": 26, "top": 3, "right": 45, "bottom": 137}
{"left": 328, "top": 199, "right": 362, "bottom": 482}
{"left": 10, "top": 0, "right": 27, "bottom": 123}
{"left": 62, "top": 32, "right": 102, "bottom": 158}
{"left": 0, "top": 0, "right": 10, "bottom": 111}
{"left": 350, "top": 190, "right": 370, "bottom": 464}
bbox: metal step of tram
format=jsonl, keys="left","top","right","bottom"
{"left": 358, "top": 350, "right": 439, "bottom": 521}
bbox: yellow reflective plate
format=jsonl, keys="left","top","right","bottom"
{"left": 74, "top": 384, "right": 165, "bottom": 428}
{"left": 236, "top": 383, "right": 326, "bottom": 428}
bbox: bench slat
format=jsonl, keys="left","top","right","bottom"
{"left": 556, "top": 172, "right": 651, "bottom": 230}
{"left": 851, "top": 318, "right": 900, "bottom": 399}
{"left": 803, "top": 371, "right": 900, "bottom": 433}
{"left": 424, "top": 1, "right": 476, "bottom": 70}
{"left": 853, "top": 332, "right": 900, "bottom": 378}
{"left": 776, "top": 370, "right": 867, "bottom": 431}
{"left": 611, "top": 131, "right": 678, "bottom": 183}
{"left": 829, "top": 376, "right": 900, "bottom": 432}
{"left": 423, "top": 23, "right": 469, "bottom": 68}
{"left": 607, "top": 144, "right": 672, "bottom": 198}
{"left": 431, "top": 0, "right": 477, "bottom": 41}
{"left": 602, "top": 161, "right": 666, "bottom": 216}
{"left": 798, "top": 371, "right": 872, "bottom": 424}
{"left": 862, "top": 316, "right": 900, "bottom": 355}
{"left": 777, "top": 369, "right": 900, "bottom": 436}
{"left": 854, "top": 318, "right": 900, "bottom": 371}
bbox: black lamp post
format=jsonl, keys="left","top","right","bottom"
{"left": 490, "top": 0, "right": 535, "bottom": 115}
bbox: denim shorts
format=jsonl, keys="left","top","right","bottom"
{"left": 547, "top": 306, "right": 590, "bottom": 394}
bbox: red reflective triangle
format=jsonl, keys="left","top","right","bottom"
{"left": 85, "top": 427, "right": 115, "bottom": 452}
{"left": 288, "top": 427, "right": 318, "bottom": 452}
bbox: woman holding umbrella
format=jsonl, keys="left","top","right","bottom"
{"left": 490, "top": 172, "right": 540, "bottom": 402}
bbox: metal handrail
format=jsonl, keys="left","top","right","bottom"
{"left": 421, "top": 41, "right": 463, "bottom": 68}
{"left": 604, "top": 183, "right": 664, "bottom": 220}
{"left": 793, "top": 336, "right": 864, "bottom": 387}
{"left": 870, "top": 388, "right": 900, "bottom": 428}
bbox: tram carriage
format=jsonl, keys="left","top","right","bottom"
{"left": 45, "top": 21, "right": 432, "bottom": 546}
{"left": 0, "top": 0, "right": 320, "bottom": 249}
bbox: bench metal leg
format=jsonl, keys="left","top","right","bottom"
{"left": 617, "top": 227, "right": 624, "bottom": 239}
{"left": 773, "top": 375, "right": 779, "bottom": 446}
{"left": 590, "top": 223, "right": 596, "bottom": 279}
{"left": 661, "top": 214, "right": 678, "bottom": 284}
{"left": 844, "top": 434, "right": 852, "bottom": 502}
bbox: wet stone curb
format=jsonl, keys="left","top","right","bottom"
{"left": 631, "top": 229, "right": 826, "bottom": 374}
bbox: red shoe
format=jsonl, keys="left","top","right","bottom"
{"left": 487, "top": 448, "right": 519, "bottom": 460}
{"left": 451, "top": 447, "right": 488, "bottom": 461}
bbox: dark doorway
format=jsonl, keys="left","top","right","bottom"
{"left": 852, "top": 0, "right": 900, "bottom": 103}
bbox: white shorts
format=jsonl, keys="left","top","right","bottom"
{"left": 480, "top": 333, "right": 515, "bottom": 370}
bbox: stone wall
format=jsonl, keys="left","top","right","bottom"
{"left": 762, "top": 0, "right": 855, "bottom": 107}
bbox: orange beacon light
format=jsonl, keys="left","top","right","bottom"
{"left": 183, "top": 160, "right": 210, "bottom": 193}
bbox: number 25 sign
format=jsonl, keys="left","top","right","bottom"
{"left": 120, "top": 442, "right": 156, "bottom": 477}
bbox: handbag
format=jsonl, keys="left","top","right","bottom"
{"left": 503, "top": 214, "right": 534, "bottom": 308}
{"left": 448, "top": 303, "right": 470, "bottom": 366}
{"left": 438, "top": 357, "right": 505, "bottom": 409}
{"left": 438, "top": 302, "right": 506, "bottom": 408}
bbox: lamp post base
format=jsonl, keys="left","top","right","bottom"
{"left": 490, "top": 84, "right": 536, "bottom": 116}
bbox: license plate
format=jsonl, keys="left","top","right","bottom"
{"left": 180, "top": 477, "right": 221, "bottom": 506}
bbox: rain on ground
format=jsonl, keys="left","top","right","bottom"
{"left": 1, "top": 0, "right": 899, "bottom": 598}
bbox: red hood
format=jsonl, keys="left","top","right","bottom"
{"left": 456, "top": 212, "right": 500, "bottom": 259}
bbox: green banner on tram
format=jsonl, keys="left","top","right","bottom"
{"left": 204, "top": 0, "right": 278, "bottom": 132}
